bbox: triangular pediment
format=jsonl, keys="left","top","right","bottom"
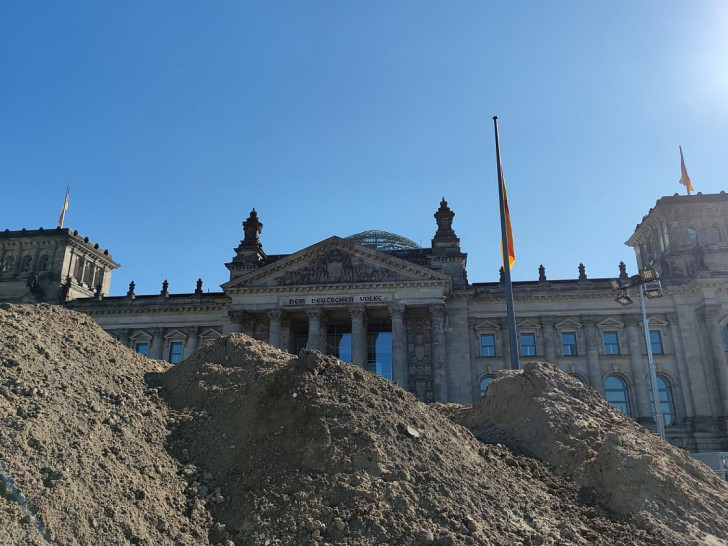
{"left": 555, "top": 318, "right": 582, "bottom": 330}
{"left": 472, "top": 319, "right": 501, "bottom": 331}
{"left": 597, "top": 317, "right": 625, "bottom": 329}
{"left": 221, "top": 236, "right": 450, "bottom": 291}
{"left": 517, "top": 318, "right": 541, "bottom": 330}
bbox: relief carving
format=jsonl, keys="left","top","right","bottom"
{"left": 406, "top": 318, "right": 433, "bottom": 403}
{"left": 276, "top": 250, "right": 396, "bottom": 286}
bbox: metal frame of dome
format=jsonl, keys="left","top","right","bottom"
{"left": 345, "top": 230, "right": 421, "bottom": 251}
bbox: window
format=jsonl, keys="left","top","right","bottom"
{"left": 480, "top": 334, "right": 496, "bottom": 357}
{"left": 656, "top": 375, "right": 676, "bottom": 427}
{"left": 21, "top": 255, "right": 32, "bottom": 272}
{"left": 520, "top": 333, "right": 536, "bottom": 357}
{"left": 603, "top": 331, "right": 620, "bottom": 355}
{"left": 604, "top": 375, "right": 631, "bottom": 416}
{"left": 650, "top": 330, "right": 664, "bottom": 355}
{"left": 686, "top": 228, "right": 698, "bottom": 247}
{"left": 134, "top": 343, "right": 149, "bottom": 357}
{"left": 0, "top": 256, "right": 13, "bottom": 273}
{"left": 39, "top": 255, "right": 50, "bottom": 272}
{"left": 561, "top": 332, "right": 578, "bottom": 356}
{"left": 168, "top": 341, "right": 184, "bottom": 364}
{"left": 479, "top": 376, "right": 495, "bottom": 396}
{"left": 709, "top": 226, "right": 723, "bottom": 244}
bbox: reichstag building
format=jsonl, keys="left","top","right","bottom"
{"left": 2, "top": 192, "right": 728, "bottom": 452}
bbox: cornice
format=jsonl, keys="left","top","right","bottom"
{"left": 226, "top": 279, "right": 450, "bottom": 295}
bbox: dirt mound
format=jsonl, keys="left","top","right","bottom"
{"left": 2, "top": 304, "right": 726, "bottom": 545}
{"left": 156, "top": 335, "right": 663, "bottom": 545}
{"left": 0, "top": 303, "right": 211, "bottom": 545}
{"left": 454, "top": 361, "right": 728, "bottom": 545}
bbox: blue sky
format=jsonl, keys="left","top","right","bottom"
{"left": 1, "top": 2, "right": 727, "bottom": 296}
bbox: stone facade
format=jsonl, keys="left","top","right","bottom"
{"left": 4, "top": 193, "right": 728, "bottom": 452}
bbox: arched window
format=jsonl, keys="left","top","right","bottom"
{"left": 39, "top": 255, "right": 50, "bottom": 272}
{"left": 604, "top": 375, "right": 631, "bottom": 416}
{"left": 1, "top": 256, "right": 15, "bottom": 273}
{"left": 709, "top": 226, "right": 723, "bottom": 244}
{"left": 686, "top": 228, "right": 698, "bottom": 247}
{"left": 479, "top": 376, "right": 495, "bottom": 397}
{"left": 656, "top": 375, "right": 676, "bottom": 427}
{"left": 21, "top": 255, "right": 32, "bottom": 272}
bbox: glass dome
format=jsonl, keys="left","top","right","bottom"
{"left": 345, "top": 230, "right": 421, "bottom": 252}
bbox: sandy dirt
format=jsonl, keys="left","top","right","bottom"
{"left": 1, "top": 304, "right": 727, "bottom": 545}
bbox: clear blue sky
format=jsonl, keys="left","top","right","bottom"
{"left": 1, "top": 2, "right": 727, "bottom": 296}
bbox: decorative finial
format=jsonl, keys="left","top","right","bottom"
{"left": 538, "top": 264, "right": 546, "bottom": 282}
{"left": 242, "top": 208, "right": 263, "bottom": 248}
{"left": 618, "top": 261, "right": 628, "bottom": 280}
{"left": 578, "top": 263, "right": 587, "bottom": 281}
{"left": 499, "top": 266, "right": 505, "bottom": 283}
{"left": 195, "top": 278, "right": 203, "bottom": 295}
{"left": 127, "top": 281, "right": 136, "bottom": 299}
{"left": 161, "top": 279, "right": 169, "bottom": 298}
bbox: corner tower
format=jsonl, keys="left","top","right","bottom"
{"left": 226, "top": 209, "right": 268, "bottom": 281}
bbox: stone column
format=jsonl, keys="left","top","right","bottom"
{"left": 625, "top": 317, "right": 652, "bottom": 421}
{"left": 150, "top": 328, "right": 164, "bottom": 360}
{"left": 540, "top": 316, "right": 557, "bottom": 364}
{"left": 581, "top": 317, "right": 603, "bottom": 392}
{"left": 306, "top": 307, "right": 322, "bottom": 352}
{"left": 430, "top": 304, "right": 448, "bottom": 402}
{"left": 30, "top": 244, "right": 41, "bottom": 273}
{"left": 389, "top": 303, "right": 407, "bottom": 387}
{"left": 700, "top": 305, "right": 728, "bottom": 416}
{"left": 268, "top": 309, "right": 283, "bottom": 349}
{"left": 667, "top": 312, "right": 695, "bottom": 419}
{"left": 350, "top": 305, "right": 366, "bottom": 368}
{"left": 186, "top": 327, "right": 200, "bottom": 357}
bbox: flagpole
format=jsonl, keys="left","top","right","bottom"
{"left": 493, "top": 116, "right": 520, "bottom": 370}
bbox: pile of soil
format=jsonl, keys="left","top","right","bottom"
{"left": 1, "top": 303, "right": 727, "bottom": 545}
{"left": 453, "top": 362, "right": 728, "bottom": 545}
{"left": 0, "top": 303, "right": 212, "bottom": 545}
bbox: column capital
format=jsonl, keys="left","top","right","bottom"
{"left": 228, "top": 309, "right": 247, "bottom": 324}
{"left": 539, "top": 315, "right": 556, "bottom": 328}
{"left": 429, "top": 304, "right": 445, "bottom": 320}
{"left": 267, "top": 308, "right": 283, "bottom": 321}
{"left": 186, "top": 326, "right": 200, "bottom": 338}
{"left": 699, "top": 304, "right": 722, "bottom": 322}
{"left": 625, "top": 315, "right": 643, "bottom": 329}
{"left": 306, "top": 306, "right": 323, "bottom": 320}
{"left": 580, "top": 315, "right": 600, "bottom": 328}
{"left": 666, "top": 312, "right": 679, "bottom": 325}
{"left": 388, "top": 302, "right": 405, "bottom": 319}
{"left": 349, "top": 304, "right": 365, "bottom": 320}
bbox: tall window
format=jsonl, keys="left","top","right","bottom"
{"left": 326, "top": 322, "right": 352, "bottom": 363}
{"left": 650, "top": 330, "right": 664, "bottom": 355}
{"left": 604, "top": 375, "right": 631, "bottom": 416}
{"left": 520, "top": 333, "right": 536, "bottom": 357}
{"left": 168, "top": 341, "right": 184, "bottom": 364}
{"left": 21, "top": 255, "right": 32, "bottom": 272}
{"left": 603, "top": 331, "right": 620, "bottom": 355}
{"left": 561, "top": 332, "right": 578, "bottom": 356}
{"left": 479, "top": 376, "right": 495, "bottom": 396}
{"left": 134, "top": 342, "right": 149, "bottom": 357}
{"left": 656, "top": 375, "right": 676, "bottom": 426}
{"left": 708, "top": 226, "right": 723, "bottom": 244}
{"left": 39, "top": 255, "right": 50, "bottom": 272}
{"left": 0, "top": 256, "right": 14, "bottom": 273}
{"left": 480, "top": 334, "right": 496, "bottom": 357}
{"left": 686, "top": 228, "right": 698, "bottom": 247}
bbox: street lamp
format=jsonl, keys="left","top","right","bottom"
{"left": 610, "top": 267, "right": 666, "bottom": 441}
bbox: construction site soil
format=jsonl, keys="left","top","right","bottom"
{"left": 1, "top": 303, "right": 728, "bottom": 545}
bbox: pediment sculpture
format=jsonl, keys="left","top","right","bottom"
{"left": 276, "top": 250, "right": 397, "bottom": 286}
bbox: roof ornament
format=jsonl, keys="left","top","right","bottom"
{"left": 538, "top": 264, "right": 546, "bottom": 282}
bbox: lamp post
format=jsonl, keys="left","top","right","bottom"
{"left": 609, "top": 267, "right": 666, "bottom": 441}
